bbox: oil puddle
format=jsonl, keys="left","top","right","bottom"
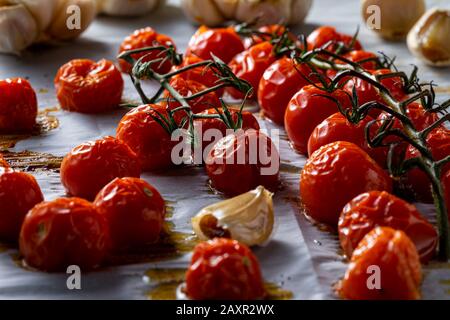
{"left": 1, "top": 150, "right": 63, "bottom": 172}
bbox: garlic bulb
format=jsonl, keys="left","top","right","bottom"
{"left": 361, "top": 0, "right": 425, "bottom": 40}
{"left": 96, "top": 0, "right": 164, "bottom": 17}
{"left": 192, "top": 186, "right": 274, "bottom": 246}
{"left": 181, "top": 0, "right": 313, "bottom": 27}
{"left": 407, "top": 8, "right": 450, "bottom": 67}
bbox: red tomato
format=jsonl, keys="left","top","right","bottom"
{"left": 404, "top": 128, "right": 450, "bottom": 203}
{"left": 258, "top": 57, "right": 317, "bottom": 125}
{"left": 163, "top": 76, "right": 221, "bottom": 114}
{"left": 327, "top": 50, "right": 378, "bottom": 80}
{"left": 19, "top": 197, "right": 110, "bottom": 272}
{"left": 94, "top": 177, "right": 165, "bottom": 250}
{"left": 116, "top": 104, "right": 180, "bottom": 172}
{"left": 338, "top": 227, "right": 422, "bottom": 300}
{"left": 55, "top": 59, "right": 124, "bottom": 114}
{"left": 308, "top": 112, "right": 387, "bottom": 167}
{"left": 307, "top": 26, "right": 363, "bottom": 51}
{"left": 226, "top": 41, "right": 276, "bottom": 100}
{"left": 185, "top": 238, "right": 265, "bottom": 300}
{"left": 300, "top": 141, "right": 393, "bottom": 225}
{"left": 118, "top": 27, "right": 176, "bottom": 74}
{"left": 372, "top": 69, "right": 407, "bottom": 101}
{"left": 243, "top": 24, "right": 297, "bottom": 49}
{"left": 205, "top": 130, "right": 280, "bottom": 196}
{"left": 186, "top": 26, "right": 245, "bottom": 64}
{"left": 60, "top": 136, "right": 141, "bottom": 200}
{"left": 339, "top": 191, "right": 438, "bottom": 263}
{"left": 0, "top": 169, "right": 43, "bottom": 241}
{"left": 0, "top": 78, "right": 37, "bottom": 133}
{"left": 284, "top": 85, "right": 352, "bottom": 155}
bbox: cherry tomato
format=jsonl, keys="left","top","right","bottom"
{"left": 116, "top": 104, "right": 180, "bottom": 172}
{"left": 205, "top": 130, "right": 280, "bottom": 197}
{"left": 339, "top": 191, "right": 437, "bottom": 263}
{"left": 0, "top": 169, "right": 43, "bottom": 242}
{"left": 327, "top": 50, "right": 378, "bottom": 80}
{"left": 307, "top": 26, "right": 362, "bottom": 51}
{"left": 19, "top": 197, "right": 110, "bottom": 272}
{"left": 404, "top": 128, "right": 450, "bottom": 203}
{"left": 300, "top": 141, "right": 392, "bottom": 225}
{"left": 163, "top": 75, "right": 221, "bottom": 114}
{"left": 243, "top": 24, "right": 296, "bottom": 49}
{"left": 55, "top": 59, "right": 124, "bottom": 114}
{"left": 118, "top": 27, "right": 176, "bottom": 74}
{"left": 94, "top": 177, "right": 165, "bottom": 250}
{"left": 185, "top": 238, "right": 265, "bottom": 300}
{"left": 258, "top": 57, "right": 318, "bottom": 125}
{"left": 338, "top": 227, "right": 422, "bottom": 300}
{"left": 226, "top": 41, "right": 276, "bottom": 100}
{"left": 60, "top": 136, "right": 141, "bottom": 200}
{"left": 308, "top": 112, "right": 387, "bottom": 167}
{"left": 0, "top": 78, "right": 37, "bottom": 133}
{"left": 284, "top": 85, "right": 352, "bottom": 155}
{"left": 186, "top": 26, "right": 245, "bottom": 64}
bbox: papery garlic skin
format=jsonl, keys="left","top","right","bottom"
{"left": 361, "top": 0, "right": 425, "bottom": 40}
{"left": 9, "top": 0, "right": 57, "bottom": 31}
{"left": 97, "top": 0, "right": 164, "bottom": 17}
{"left": 181, "top": 0, "right": 226, "bottom": 27}
{"left": 407, "top": 8, "right": 450, "bottom": 67}
{"left": 192, "top": 186, "right": 274, "bottom": 246}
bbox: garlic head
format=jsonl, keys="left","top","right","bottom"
{"left": 96, "top": 0, "right": 164, "bottom": 17}
{"left": 180, "top": 0, "right": 227, "bottom": 27}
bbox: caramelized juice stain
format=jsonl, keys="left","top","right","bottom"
{"left": 264, "top": 282, "right": 293, "bottom": 300}
{"left": 280, "top": 162, "right": 301, "bottom": 174}
{"left": 2, "top": 150, "right": 63, "bottom": 172}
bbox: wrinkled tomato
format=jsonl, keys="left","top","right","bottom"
{"left": 327, "top": 50, "right": 378, "bottom": 81}
{"left": 55, "top": 59, "right": 124, "bottom": 114}
{"left": 307, "top": 26, "right": 362, "bottom": 52}
{"left": 185, "top": 238, "right": 265, "bottom": 300}
{"left": 19, "top": 197, "right": 110, "bottom": 272}
{"left": 60, "top": 136, "right": 141, "bottom": 200}
{"left": 243, "top": 24, "right": 296, "bottom": 49}
{"left": 0, "top": 78, "right": 37, "bottom": 133}
{"left": 300, "top": 141, "right": 392, "bottom": 225}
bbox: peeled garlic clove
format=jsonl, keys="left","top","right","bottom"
{"left": 181, "top": 0, "right": 226, "bottom": 26}
{"left": 47, "top": 0, "right": 96, "bottom": 41}
{"left": 0, "top": 3, "right": 38, "bottom": 54}
{"left": 97, "top": 0, "right": 163, "bottom": 17}
{"left": 361, "top": 0, "right": 426, "bottom": 40}
{"left": 407, "top": 8, "right": 450, "bottom": 67}
{"left": 192, "top": 186, "right": 274, "bottom": 246}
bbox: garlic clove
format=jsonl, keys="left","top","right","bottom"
{"left": 0, "top": 3, "right": 38, "bottom": 54}
{"left": 97, "top": 0, "right": 163, "bottom": 17}
{"left": 9, "top": 0, "right": 57, "bottom": 32}
{"left": 192, "top": 186, "right": 274, "bottom": 246}
{"left": 235, "top": 0, "right": 292, "bottom": 26}
{"left": 181, "top": 0, "right": 226, "bottom": 27}
{"left": 212, "top": 0, "right": 238, "bottom": 20}
{"left": 407, "top": 8, "right": 450, "bottom": 67}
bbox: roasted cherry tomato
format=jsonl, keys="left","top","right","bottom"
{"left": 0, "top": 169, "right": 43, "bottom": 242}
{"left": 327, "top": 50, "right": 378, "bottom": 80}
{"left": 404, "top": 128, "right": 450, "bottom": 203}
{"left": 339, "top": 191, "right": 437, "bottom": 263}
{"left": 163, "top": 75, "right": 221, "bottom": 114}
{"left": 118, "top": 27, "right": 176, "bottom": 74}
{"left": 338, "top": 227, "right": 422, "bottom": 300}
{"left": 308, "top": 112, "right": 387, "bottom": 167}
{"left": 19, "top": 197, "right": 110, "bottom": 272}
{"left": 243, "top": 24, "right": 296, "bottom": 49}
{"left": 258, "top": 57, "right": 318, "bottom": 125}
{"left": 226, "top": 41, "right": 276, "bottom": 100}
{"left": 186, "top": 26, "right": 245, "bottom": 64}
{"left": 206, "top": 130, "right": 280, "bottom": 196}
{"left": 116, "top": 104, "right": 180, "bottom": 172}
{"left": 185, "top": 238, "right": 265, "bottom": 300}
{"left": 60, "top": 136, "right": 141, "bottom": 200}
{"left": 55, "top": 59, "right": 124, "bottom": 114}
{"left": 0, "top": 78, "right": 37, "bottom": 133}
{"left": 307, "top": 26, "right": 362, "bottom": 52}
{"left": 301, "top": 141, "right": 392, "bottom": 225}
{"left": 284, "top": 85, "right": 352, "bottom": 155}
{"left": 94, "top": 177, "right": 165, "bottom": 250}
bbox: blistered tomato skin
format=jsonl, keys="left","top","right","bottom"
{"left": 0, "top": 170, "right": 44, "bottom": 242}
{"left": 284, "top": 85, "right": 352, "bottom": 155}
{"left": 338, "top": 191, "right": 438, "bottom": 263}
{"left": 339, "top": 227, "right": 422, "bottom": 300}
{"left": 119, "top": 27, "right": 176, "bottom": 74}
{"left": 60, "top": 136, "right": 141, "bottom": 200}
{"left": 116, "top": 104, "right": 179, "bottom": 172}
{"left": 226, "top": 41, "right": 276, "bottom": 100}
{"left": 206, "top": 130, "right": 280, "bottom": 197}
{"left": 0, "top": 78, "right": 37, "bottom": 133}
{"left": 300, "top": 141, "right": 392, "bottom": 225}
{"left": 94, "top": 177, "right": 165, "bottom": 250}
{"left": 19, "top": 198, "right": 110, "bottom": 272}
{"left": 185, "top": 238, "right": 266, "bottom": 300}
{"left": 55, "top": 59, "right": 124, "bottom": 114}
{"left": 243, "top": 24, "right": 297, "bottom": 49}
{"left": 307, "top": 26, "right": 363, "bottom": 52}
{"left": 186, "top": 26, "right": 245, "bottom": 64}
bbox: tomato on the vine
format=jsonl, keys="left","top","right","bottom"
{"left": 243, "top": 24, "right": 296, "bottom": 49}
{"left": 55, "top": 59, "right": 124, "bottom": 114}
{"left": 327, "top": 50, "right": 378, "bottom": 80}
{"left": 307, "top": 26, "right": 362, "bottom": 52}
{"left": 185, "top": 238, "right": 265, "bottom": 300}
